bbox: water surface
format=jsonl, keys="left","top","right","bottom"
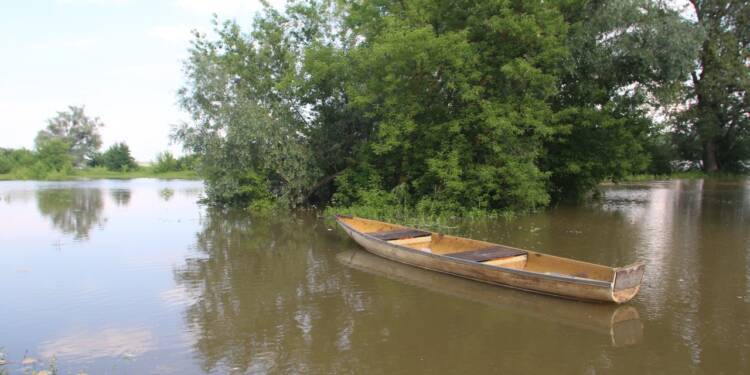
{"left": 0, "top": 178, "right": 748, "bottom": 373}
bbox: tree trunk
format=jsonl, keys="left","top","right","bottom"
{"left": 703, "top": 138, "right": 719, "bottom": 172}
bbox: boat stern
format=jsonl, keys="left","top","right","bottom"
{"left": 611, "top": 262, "right": 646, "bottom": 303}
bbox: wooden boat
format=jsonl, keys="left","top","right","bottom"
{"left": 335, "top": 215, "right": 645, "bottom": 303}
{"left": 337, "top": 249, "right": 643, "bottom": 346}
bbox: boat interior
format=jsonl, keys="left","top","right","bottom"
{"left": 338, "top": 216, "right": 616, "bottom": 283}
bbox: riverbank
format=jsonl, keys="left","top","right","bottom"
{"left": 328, "top": 173, "right": 748, "bottom": 226}
{"left": 0, "top": 166, "right": 199, "bottom": 181}
{"left": 621, "top": 171, "right": 747, "bottom": 182}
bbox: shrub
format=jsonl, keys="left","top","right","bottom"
{"left": 36, "top": 138, "right": 73, "bottom": 172}
{"left": 153, "top": 151, "right": 179, "bottom": 173}
{"left": 0, "top": 153, "right": 12, "bottom": 174}
{"left": 100, "top": 142, "right": 138, "bottom": 171}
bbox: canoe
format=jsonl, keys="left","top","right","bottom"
{"left": 335, "top": 215, "right": 645, "bottom": 303}
{"left": 337, "top": 249, "right": 643, "bottom": 346}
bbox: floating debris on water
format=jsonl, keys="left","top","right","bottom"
{"left": 21, "top": 357, "right": 36, "bottom": 365}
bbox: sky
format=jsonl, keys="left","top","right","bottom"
{"left": 0, "top": 0, "right": 284, "bottom": 162}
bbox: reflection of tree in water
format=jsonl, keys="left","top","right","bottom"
{"left": 36, "top": 188, "right": 105, "bottom": 240}
{"left": 159, "top": 188, "right": 174, "bottom": 202}
{"left": 110, "top": 189, "right": 131, "bottom": 206}
{"left": 174, "top": 210, "right": 360, "bottom": 373}
{"left": 174, "top": 182, "right": 750, "bottom": 374}
{"left": 173, "top": 210, "right": 640, "bottom": 374}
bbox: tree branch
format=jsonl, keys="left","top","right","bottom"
{"left": 305, "top": 171, "right": 342, "bottom": 199}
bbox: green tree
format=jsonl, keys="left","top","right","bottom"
{"left": 36, "top": 138, "right": 73, "bottom": 172}
{"left": 100, "top": 142, "right": 137, "bottom": 171}
{"left": 0, "top": 149, "right": 14, "bottom": 173}
{"left": 153, "top": 151, "right": 200, "bottom": 172}
{"left": 334, "top": 0, "right": 569, "bottom": 211}
{"left": 674, "top": 0, "right": 749, "bottom": 172}
{"left": 35, "top": 105, "right": 104, "bottom": 167}
{"left": 175, "top": 0, "right": 709, "bottom": 214}
{"left": 153, "top": 151, "right": 179, "bottom": 173}
{"left": 175, "top": 8, "right": 341, "bottom": 207}
{"left": 545, "top": 0, "right": 700, "bottom": 198}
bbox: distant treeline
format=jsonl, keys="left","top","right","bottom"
{"left": 173, "top": 0, "right": 748, "bottom": 215}
{"left": 1, "top": 106, "right": 198, "bottom": 179}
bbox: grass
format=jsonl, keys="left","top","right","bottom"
{"left": 324, "top": 204, "right": 517, "bottom": 230}
{"left": 621, "top": 170, "right": 747, "bottom": 182}
{"left": 0, "top": 166, "right": 199, "bottom": 181}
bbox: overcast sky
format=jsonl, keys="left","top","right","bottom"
{"left": 0, "top": 0, "right": 284, "bottom": 162}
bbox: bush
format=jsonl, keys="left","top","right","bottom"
{"left": 87, "top": 151, "right": 103, "bottom": 167}
{"left": 153, "top": 151, "right": 178, "bottom": 173}
{"left": 0, "top": 147, "right": 49, "bottom": 177}
{"left": 176, "top": 154, "right": 199, "bottom": 171}
{"left": 100, "top": 142, "right": 138, "bottom": 171}
{"left": 36, "top": 138, "right": 73, "bottom": 172}
{"left": 0, "top": 153, "right": 12, "bottom": 174}
{"left": 153, "top": 151, "right": 199, "bottom": 173}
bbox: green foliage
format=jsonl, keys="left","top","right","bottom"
{"left": 0, "top": 154, "right": 13, "bottom": 174}
{"left": 336, "top": 0, "right": 565, "bottom": 212}
{"left": 36, "top": 138, "right": 73, "bottom": 173}
{"left": 35, "top": 105, "right": 103, "bottom": 166}
{"left": 174, "top": 6, "right": 349, "bottom": 208}
{"left": 153, "top": 152, "right": 199, "bottom": 173}
{"left": 672, "top": 0, "right": 750, "bottom": 172}
{"left": 0, "top": 151, "right": 13, "bottom": 174}
{"left": 0, "top": 149, "right": 40, "bottom": 178}
{"left": 546, "top": 0, "right": 700, "bottom": 199}
{"left": 645, "top": 130, "right": 675, "bottom": 175}
{"left": 174, "top": 0, "right": 725, "bottom": 214}
{"left": 153, "top": 151, "right": 179, "bottom": 173}
{"left": 100, "top": 142, "right": 138, "bottom": 171}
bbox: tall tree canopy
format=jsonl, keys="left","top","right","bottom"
{"left": 99, "top": 142, "right": 138, "bottom": 171}
{"left": 674, "top": 0, "right": 749, "bottom": 172}
{"left": 35, "top": 105, "right": 103, "bottom": 167}
{"left": 176, "top": 0, "right": 708, "bottom": 213}
{"left": 547, "top": 0, "right": 700, "bottom": 198}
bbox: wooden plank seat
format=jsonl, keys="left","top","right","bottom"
{"left": 368, "top": 229, "right": 431, "bottom": 241}
{"left": 446, "top": 246, "right": 527, "bottom": 262}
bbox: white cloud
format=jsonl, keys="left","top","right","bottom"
{"left": 57, "top": 0, "right": 129, "bottom": 5}
{"left": 173, "top": 0, "right": 285, "bottom": 18}
{"left": 174, "top": 0, "right": 263, "bottom": 16}
{"left": 34, "top": 37, "right": 103, "bottom": 51}
{"left": 148, "top": 25, "right": 200, "bottom": 43}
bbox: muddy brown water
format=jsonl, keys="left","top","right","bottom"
{"left": 0, "top": 179, "right": 748, "bottom": 374}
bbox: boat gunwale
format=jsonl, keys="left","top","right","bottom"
{"left": 336, "top": 217, "right": 613, "bottom": 289}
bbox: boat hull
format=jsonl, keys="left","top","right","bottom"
{"left": 337, "top": 217, "right": 644, "bottom": 303}
{"left": 337, "top": 249, "right": 644, "bottom": 346}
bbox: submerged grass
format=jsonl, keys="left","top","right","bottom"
{"left": 0, "top": 166, "right": 199, "bottom": 181}
{"left": 323, "top": 204, "right": 517, "bottom": 230}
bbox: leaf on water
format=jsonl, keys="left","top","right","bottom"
{"left": 37, "top": 371, "right": 50, "bottom": 375}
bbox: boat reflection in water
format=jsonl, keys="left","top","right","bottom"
{"left": 337, "top": 249, "right": 643, "bottom": 347}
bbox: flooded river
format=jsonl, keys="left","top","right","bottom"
{"left": 0, "top": 178, "right": 748, "bottom": 374}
